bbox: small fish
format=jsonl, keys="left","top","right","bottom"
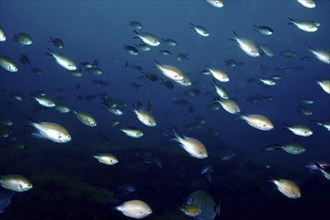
{"left": 159, "top": 49, "right": 172, "bottom": 56}
{"left": 316, "top": 121, "right": 330, "bottom": 131}
{"left": 315, "top": 163, "right": 330, "bottom": 180}
{"left": 162, "top": 38, "right": 177, "bottom": 46}
{"left": 284, "top": 124, "right": 313, "bottom": 137}
{"left": 181, "top": 203, "right": 202, "bottom": 217}
{"left": 288, "top": 18, "right": 319, "bottom": 32}
{"left": 232, "top": 31, "right": 260, "bottom": 57}
{"left": 0, "top": 175, "right": 33, "bottom": 192}
{"left": 154, "top": 60, "right": 185, "bottom": 82}
{"left": 258, "top": 44, "right": 275, "bottom": 57}
{"left": 272, "top": 178, "right": 301, "bottom": 199}
{"left": 133, "top": 107, "right": 156, "bottom": 127}
{"left": 31, "top": 67, "right": 42, "bottom": 74}
{"left": 206, "top": 0, "right": 224, "bottom": 8}
{"left": 123, "top": 44, "right": 139, "bottom": 56}
{"left": 221, "top": 152, "right": 236, "bottom": 160}
{"left": 240, "top": 114, "right": 274, "bottom": 131}
{"left": 0, "top": 26, "right": 6, "bottom": 41}
{"left": 264, "top": 142, "right": 306, "bottom": 155}
{"left": 32, "top": 94, "right": 55, "bottom": 108}
{"left": 224, "top": 58, "right": 244, "bottom": 67}
{"left": 30, "top": 119, "right": 71, "bottom": 143}
{"left": 134, "top": 30, "right": 160, "bottom": 46}
{"left": 46, "top": 48, "right": 77, "bottom": 70}
{"left": 129, "top": 21, "right": 142, "bottom": 29}
{"left": 13, "top": 33, "right": 32, "bottom": 45}
{"left": 259, "top": 78, "right": 276, "bottom": 86}
{"left": 73, "top": 110, "right": 97, "bottom": 127}
{"left": 48, "top": 36, "right": 64, "bottom": 49}
{"left": 217, "top": 98, "right": 240, "bottom": 114}
{"left": 190, "top": 23, "right": 209, "bottom": 37}
{"left": 94, "top": 153, "right": 118, "bottom": 165}
{"left": 177, "top": 53, "right": 189, "bottom": 61}
{"left": 309, "top": 48, "right": 330, "bottom": 64}
{"left": 172, "top": 130, "right": 208, "bottom": 159}
{"left": 0, "top": 55, "right": 18, "bottom": 72}
{"left": 20, "top": 54, "right": 30, "bottom": 66}
{"left": 297, "top": 0, "right": 316, "bottom": 8}
{"left": 207, "top": 68, "right": 229, "bottom": 82}
{"left": 305, "top": 161, "right": 330, "bottom": 171}
{"left": 55, "top": 103, "right": 71, "bottom": 113}
{"left": 280, "top": 50, "right": 298, "bottom": 58}
{"left": 135, "top": 43, "right": 151, "bottom": 51}
{"left": 253, "top": 25, "right": 274, "bottom": 35}
{"left": 120, "top": 127, "right": 144, "bottom": 138}
{"left": 116, "top": 200, "right": 152, "bottom": 219}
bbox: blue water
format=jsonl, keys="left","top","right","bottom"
{"left": 1, "top": 1, "right": 330, "bottom": 219}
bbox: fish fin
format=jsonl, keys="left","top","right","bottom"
{"left": 133, "top": 30, "right": 140, "bottom": 35}
{"left": 189, "top": 23, "right": 195, "bottom": 28}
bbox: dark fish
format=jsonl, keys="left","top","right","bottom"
{"left": 31, "top": 67, "right": 42, "bottom": 74}
{"left": 20, "top": 54, "right": 30, "bottom": 66}
{"left": 224, "top": 59, "right": 244, "bottom": 67}
{"left": 253, "top": 25, "right": 274, "bottom": 35}
{"left": 186, "top": 191, "right": 220, "bottom": 220}
{"left": 123, "top": 44, "right": 139, "bottom": 56}
{"left": 129, "top": 20, "right": 142, "bottom": 29}
{"left": 160, "top": 78, "right": 174, "bottom": 89}
{"left": 141, "top": 72, "right": 159, "bottom": 81}
{"left": 48, "top": 36, "right": 64, "bottom": 49}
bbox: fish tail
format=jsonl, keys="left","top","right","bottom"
{"left": 48, "top": 36, "right": 54, "bottom": 42}
{"left": 133, "top": 30, "right": 140, "bottom": 35}
{"left": 46, "top": 47, "right": 54, "bottom": 56}
{"left": 232, "top": 31, "right": 238, "bottom": 38}
{"left": 189, "top": 23, "right": 195, "bottom": 28}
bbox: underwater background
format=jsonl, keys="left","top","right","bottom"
{"left": 0, "top": 0, "right": 330, "bottom": 219}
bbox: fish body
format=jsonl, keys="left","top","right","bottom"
{"left": 217, "top": 98, "right": 240, "bottom": 114}
{"left": 129, "top": 21, "right": 142, "bottom": 29}
{"left": 232, "top": 31, "right": 260, "bottom": 57}
{"left": 186, "top": 191, "right": 220, "bottom": 220}
{"left": 32, "top": 95, "right": 55, "bottom": 108}
{"left": 0, "top": 175, "right": 32, "bottom": 192}
{"left": 120, "top": 127, "right": 144, "bottom": 138}
{"left": 30, "top": 120, "right": 71, "bottom": 143}
{"left": 13, "top": 33, "right": 32, "bottom": 45}
{"left": 253, "top": 25, "right": 274, "bottom": 35}
{"left": 310, "top": 48, "right": 330, "bottom": 64}
{"left": 94, "top": 153, "right": 118, "bottom": 165}
{"left": 288, "top": 18, "right": 318, "bottom": 32}
{"left": 155, "top": 60, "right": 185, "bottom": 81}
{"left": 181, "top": 203, "right": 202, "bottom": 217}
{"left": 134, "top": 30, "right": 160, "bottom": 46}
{"left": 190, "top": 23, "right": 209, "bottom": 37}
{"left": 240, "top": 114, "right": 274, "bottom": 131}
{"left": 46, "top": 48, "right": 77, "bottom": 70}
{"left": 297, "top": 0, "right": 316, "bottom": 8}
{"left": 172, "top": 131, "right": 208, "bottom": 159}
{"left": 272, "top": 179, "right": 301, "bottom": 199}
{"left": 0, "top": 55, "right": 18, "bottom": 72}
{"left": 116, "top": 200, "right": 152, "bottom": 219}
{"left": 206, "top": 0, "right": 224, "bottom": 8}
{"left": 207, "top": 68, "right": 229, "bottom": 82}
{"left": 73, "top": 110, "right": 97, "bottom": 127}
{"left": 285, "top": 124, "right": 313, "bottom": 137}
{"left": 49, "top": 36, "right": 64, "bottom": 48}
{"left": 134, "top": 108, "right": 156, "bottom": 127}
{"left": 0, "top": 26, "right": 6, "bottom": 41}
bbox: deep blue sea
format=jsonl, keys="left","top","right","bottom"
{"left": 0, "top": 1, "right": 330, "bottom": 219}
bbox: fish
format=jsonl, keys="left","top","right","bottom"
{"left": 264, "top": 142, "right": 306, "bottom": 155}
{"left": 181, "top": 203, "right": 202, "bottom": 217}
{"left": 29, "top": 119, "right": 71, "bottom": 143}
{"left": 177, "top": 53, "right": 189, "bottom": 61}
{"left": 73, "top": 110, "right": 97, "bottom": 127}
{"left": 206, "top": 0, "right": 224, "bottom": 8}
{"left": 316, "top": 121, "right": 330, "bottom": 131}
{"left": 154, "top": 60, "right": 185, "bottom": 81}
{"left": 13, "top": 33, "right": 32, "bottom": 45}
{"left": 207, "top": 68, "right": 229, "bottom": 82}
{"left": 55, "top": 103, "right": 71, "bottom": 113}
{"left": 217, "top": 98, "right": 240, "bottom": 114}
{"left": 133, "top": 107, "right": 156, "bottom": 127}
{"left": 32, "top": 94, "right": 55, "bottom": 108}
{"left": 0, "top": 189, "right": 13, "bottom": 214}
{"left": 48, "top": 36, "right": 64, "bottom": 48}
{"left": 46, "top": 48, "right": 77, "bottom": 70}
{"left": 94, "top": 153, "right": 118, "bottom": 165}
{"left": 315, "top": 163, "right": 330, "bottom": 180}
{"left": 129, "top": 20, "right": 142, "bottom": 29}
{"left": 160, "top": 78, "right": 174, "bottom": 89}
{"left": 0, "top": 26, "right": 6, "bottom": 41}
{"left": 20, "top": 54, "right": 30, "bottom": 66}
{"left": 159, "top": 49, "right": 172, "bottom": 56}
{"left": 162, "top": 38, "right": 177, "bottom": 46}
{"left": 258, "top": 44, "right": 275, "bottom": 57}
{"left": 0, "top": 55, "right": 18, "bottom": 72}
{"left": 297, "top": 0, "right": 316, "bottom": 8}
{"left": 272, "top": 178, "right": 301, "bottom": 199}
{"left": 259, "top": 78, "right": 276, "bottom": 86}
{"left": 172, "top": 130, "right": 208, "bottom": 159}
{"left": 190, "top": 23, "right": 209, "bottom": 37}
{"left": 134, "top": 30, "right": 160, "bottom": 46}
{"left": 123, "top": 44, "right": 139, "bottom": 56}
{"left": 280, "top": 50, "right": 298, "bottom": 58}
{"left": 288, "top": 18, "right": 319, "bottom": 32}
{"left": 284, "top": 124, "right": 313, "bottom": 137}
{"left": 135, "top": 43, "right": 151, "bottom": 52}
{"left": 309, "top": 48, "right": 330, "bottom": 64}
{"left": 253, "top": 25, "right": 274, "bottom": 35}
{"left": 232, "top": 31, "right": 260, "bottom": 57}
{"left": 0, "top": 175, "right": 33, "bottom": 192}
{"left": 305, "top": 161, "right": 330, "bottom": 171}
{"left": 186, "top": 191, "right": 221, "bottom": 220}
{"left": 240, "top": 114, "right": 274, "bottom": 131}
{"left": 120, "top": 127, "right": 144, "bottom": 138}
{"left": 115, "top": 200, "right": 152, "bottom": 219}
{"left": 201, "top": 165, "right": 214, "bottom": 182}
{"left": 224, "top": 59, "right": 244, "bottom": 67}
{"left": 31, "top": 67, "right": 42, "bottom": 74}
